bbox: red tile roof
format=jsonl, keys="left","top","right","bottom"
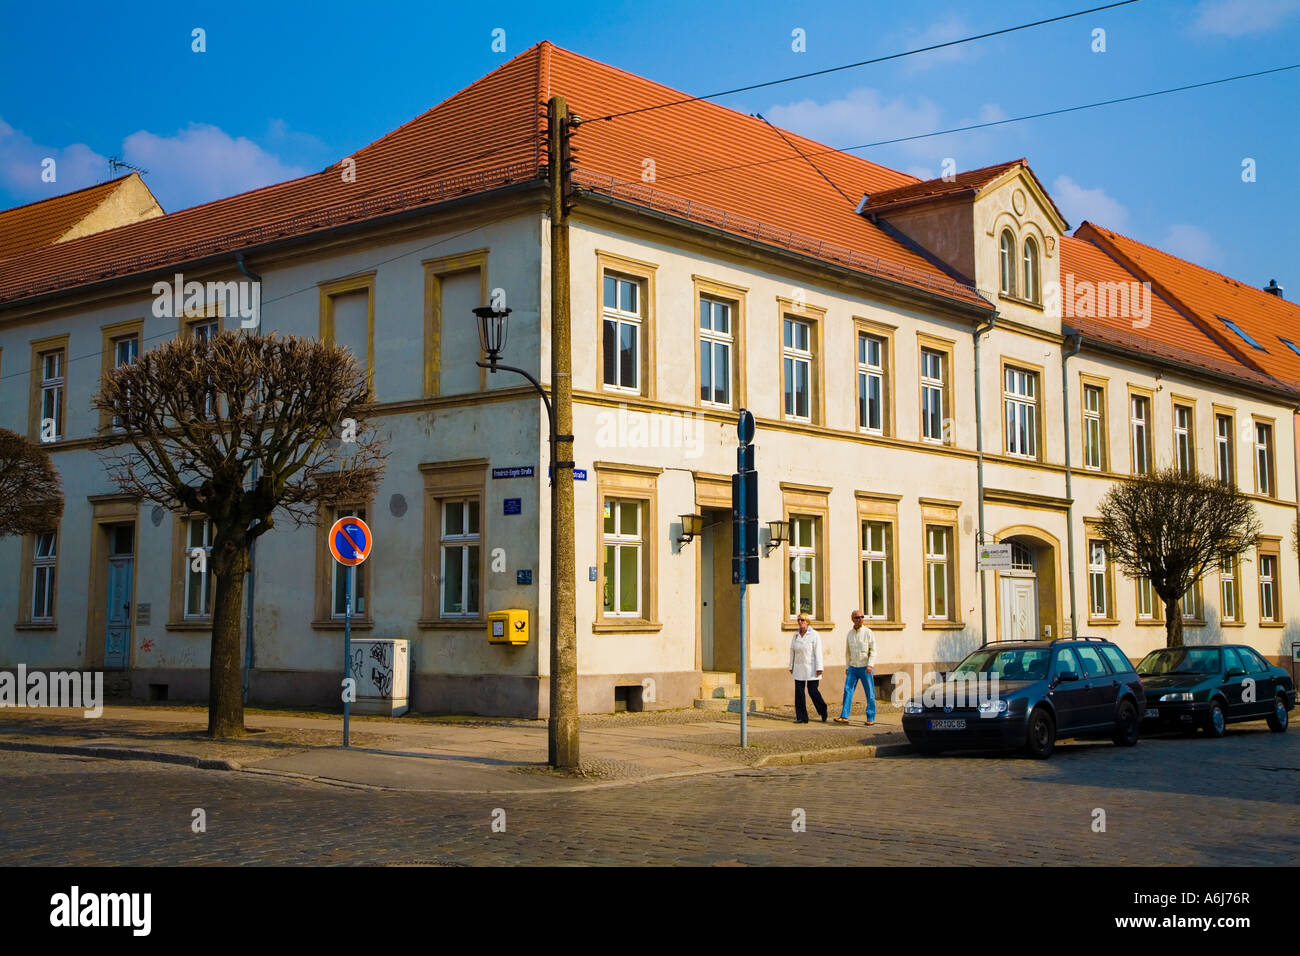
{"left": 1077, "top": 221, "right": 1300, "bottom": 390}
{"left": 0, "top": 176, "right": 134, "bottom": 261}
{"left": 1059, "top": 235, "right": 1294, "bottom": 395}
{"left": 860, "top": 159, "right": 1025, "bottom": 210}
{"left": 0, "top": 42, "right": 987, "bottom": 310}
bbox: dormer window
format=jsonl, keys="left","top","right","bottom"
{"left": 1022, "top": 236, "right": 1040, "bottom": 304}
{"left": 999, "top": 230, "right": 1017, "bottom": 296}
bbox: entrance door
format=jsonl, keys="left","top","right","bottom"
{"left": 1000, "top": 576, "right": 1038, "bottom": 642}
{"left": 700, "top": 520, "right": 715, "bottom": 671}
{"left": 105, "top": 525, "right": 134, "bottom": 669}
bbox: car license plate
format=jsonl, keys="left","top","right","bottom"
{"left": 1144, "top": 709, "right": 1158, "bottom": 719}
{"left": 928, "top": 719, "right": 966, "bottom": 730}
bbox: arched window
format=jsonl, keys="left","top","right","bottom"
{"left": 1022, "top": 236, "right": 1040, "bottom": 304}
{"left": 999, "top": 230, "right": 1016, "bottom": 296}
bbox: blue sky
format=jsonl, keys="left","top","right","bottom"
{"left": 2, "top": 0, "right": 1297, "bottom": 288}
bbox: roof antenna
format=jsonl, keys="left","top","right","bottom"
{"left": 108, "top": 156, "right": 149, "bottom": 177}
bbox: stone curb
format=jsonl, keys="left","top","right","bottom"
{"left": 0, "top": 739, "right": 242, "bottom": 771}
{"left": 754, "top": 742, "right": 913, "bottom": 766}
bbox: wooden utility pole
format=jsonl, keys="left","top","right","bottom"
{"left": 548, "top": 95, "right": 579, "bottom": 767}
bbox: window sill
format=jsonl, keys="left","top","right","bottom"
{"left": 999, "top": 293, "right": 1043, "bottom": 311}
{"left": 1181, "top": 618, "right": 1206, "bottom": 626}
{"left": 14, "top": 621, "right": 57, "bottom": 631}
{"left": 1134, "top": 620, "right": 1165, "bottom": 627}
{"left": 1086, "top": 618, "right": 1119, "bottom": 626}
{"left": 781, "top": 620, "right": 835, "bottom": 631}
{"left": 592, "top": 620, "right": 663, "bottom": 633}
{"left": 418, "top": 618, "right": 487, "bottom": 630}
{"left": 1258, "top": 621, "right": 1285, "bottom": 628}
{"left": 1219, "top": 621, "right": 1247, "bottom": 628}
{"left": 862, "top": 621, "right": 905, "bottom": 630}
{"left": 166, "top": 620, "right": 212, "bottom": 631}
{"left": 922, "top": 620, "right": 965, "bottom": 630}
{"left": 311, "top": 618, "right": 375, "bottom": 631}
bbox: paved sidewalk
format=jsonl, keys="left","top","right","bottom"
{"left": 0, "top": 704, "right": 910, "bottom": 793}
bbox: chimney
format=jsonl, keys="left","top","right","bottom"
{"left": 1263, "top": 278, "right": 1284, "bottom": 298}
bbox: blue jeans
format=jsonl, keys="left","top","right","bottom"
{"left": 841, "top": 666, "right": 876, "bottom": 720}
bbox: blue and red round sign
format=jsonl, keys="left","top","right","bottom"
{"left": 328, "top": 516, "right": 372, "bottom": 566}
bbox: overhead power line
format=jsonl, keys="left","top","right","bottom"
{"left": 589, "top": 0, "right": 1142, "bottom": 123}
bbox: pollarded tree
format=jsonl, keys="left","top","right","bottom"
{"left": 94, "top": 331, "right": 386, "bottom": 737}
{"left": 1096, "top": 467, "right": 1260, "bottom": 648}
{"left": 0, "top": 427, "right": 64, "bottom": 537}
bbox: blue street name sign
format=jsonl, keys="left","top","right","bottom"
{"left": 492, "top": 466, "right": 535, "bottom": 479}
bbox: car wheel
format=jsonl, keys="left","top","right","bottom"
{"left": 1266, "top": 695, "right": 1289, "bottom": 733}
{"left": 1025, "top": 707, "right": 1055, "bottom": 759}
{"left": 1112, "top": 700, "right": 1139, "bottom": 747}
{"left": 1204, "top": 699, "right": 1227, "bottom": 738}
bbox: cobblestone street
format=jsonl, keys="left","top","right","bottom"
{"left": 2, "top": 726, "right": 1296, "bottom": 866}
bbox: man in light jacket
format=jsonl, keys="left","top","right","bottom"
{"left": 788, "top": 614, "right": 827, "bottom": 723}
{"left": 834, "top": 609, "right": 877, "bottom": 726}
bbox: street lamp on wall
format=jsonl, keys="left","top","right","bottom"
{"left": 473, "top": 305, "right": 510, "bottom": 367}
{"left": 677, "top": 513, "right": 703, "bottom": 546}
{"left": 765, "top": 519, "right": 790, "bottom": 555}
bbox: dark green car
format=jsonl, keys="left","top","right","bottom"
{"left": 1137, "top": 644, "right": 1295, "bottom": 737}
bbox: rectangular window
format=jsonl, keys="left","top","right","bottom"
{"left": 1130, "top": 394, "right": 1151, "bottom": 474}
{"left": 1003, "top": 366, "right": 1038, "bottom": 458}
{"left": 1088, "top": 539, "right": 1110, "bottom": 618}
{"left": 602, "top": 498, "right": 643, "bottom": 616}
{"left": 788, "top": 515, "right": 818, "bottom": 618}
{"left": 1259, "top": 553, "right": 1277, "bottom": 623}
{"left": 39, "top": 349, "right": 65, "bottom": 442}
{"left": 190, "top": 318, "right": 219, "bottom": 343}
{"left": 860, "top": 520, "right": 891, "bottom": 620}
{"left": 698, "top": 296, "right": 733, "bottom": 408}
{"left": 184, "top": 519, "right": 213, "bottom": 619}
{"left": 1174, "top": 403, "right": 1194, "bottom": 475}
{"left": 1083, "top": 384, "right": 1104, "bottom": 470}
{"left": 331, "top": 508, "right": 367, "bottom": 618}
{"left": 783, "top": 318, "right": 812, "bottom": 421}
{"left": 920, "top": 348, "right": 946, "bottom": 442}
{"left": 111, "top": 334, "right": 140, "bottom": 430}
{"left": 1181, "top": 583, "right": 1200, "bottom": 620}
{"left": 1220, "top": 556, "right": 1237, "bottom": 623}
{"left": 1254, "top": 421, "right": 1274, "bottom": 497}
{"left": 31, "top": 531, "right": 57, "bottom": 621}
{"left": 440, "top": 500, "right": 481, "bottom": 616}
{"left": 1137, "top": 576, "right": 1155, "bottom": 620}
{"left": 924, "top": 525, "right": 952, "bottom": 620}
{"left": 603, "top": 274, "right": 642, "bottom": 393}
{"left": 857, "top": 333, "right": 885, "bottom": 434}
{"left": 1215, "top": 413, "right": 1234, "bottom": 484}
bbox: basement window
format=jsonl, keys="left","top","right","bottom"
{"left": 614, "top": 684, "right": 645, "bottom": 713}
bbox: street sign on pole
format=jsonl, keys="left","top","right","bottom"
{"left": 329, "top": 516, "right": 372, "bottom": 748}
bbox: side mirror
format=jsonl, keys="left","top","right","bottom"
{"left": 1225, "top": 667, "right": 1246, "bottom": 678}
{"left": 1056, "top": 670, "right": 1080, "bottom": 683}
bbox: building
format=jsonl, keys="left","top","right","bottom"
{"left": 2, "top": 43, "right": 1297, "bottom": 716}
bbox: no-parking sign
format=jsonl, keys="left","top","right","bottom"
{"left": 329, "top": 516, "right": 372, "bottom": 566}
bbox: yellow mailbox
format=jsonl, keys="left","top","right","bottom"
{"left": 487, "top": 609, "right": 530, "bottom": 645}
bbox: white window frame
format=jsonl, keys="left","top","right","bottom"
{"left": 1259, "top": 554, "right": 1277, "bottom": 623}
{"left": 920, "top": 348, "right": 945, "bottom": 443}
{"left": 999, "top": 230, "right": 1016, "bottom": 296}
{"left": 783, "top": 318, "right": 812, "bottom": 422}
{"left": 1130, "top": 395, "right": 1150, "bottom": 474}
{"left": 1137, "top": 577, "right": 1156, "bottom": 620}
{"left": 111, "top": 334, "right": 140, "bottom": 430}
{"left": 788, "top": 514, "right": 818, "bottom": 619}
{"left": 1083, "top": 384, "right": 1104, "bottom": 471}
{"left": 602, "top": 497, "right": 643, "bottom": 617}
{"left": 698, "top": 296, "right": 733, "bottom": 408}
{"left": 1215, "top": 413, "right": 1234, "bottom": 484}
{"left": 1174, "top": 404, "right": 1193, "bottom": 475}
{"left": 1254, "top": 422, "right": 1273, "bottom": 496}
{"left": 439, "top": 498, "right": 481, "bottom": 617}
{"left": 1022, "top": 237, "right": 1040, "bottom": 304}
{"left": 1220, "top": 556, "right": 1237, "bottom": 622}
{"left": 31, "top": 531, "right": 57, "bottom": 621}
{"left": 40, "top": 349, "right": 65, "bottom": 442}
{"left": 1004, "top": 366, "right": 1038, "bottom": 458}
{"left": 602, "top": 273, "right": 642, "bottom": 393}
{"left": 184, "top": 519, "right": 213, "bottom": 619}
{"left": 1181, "top": 584, "right": 1199, "bottom": 620}
{"left": 330, "top": 508, "right": 367, "bottom": 619}
{"left": 1088, "top": 539, "right": 1109, "bottom": 618}
{"left": 857, "top": 333, "right": 885, "bottom": 435}
{"left": 861, "top": 520, "right": 890, "bottom": 620}
{"left": 924, "top": 525, "right": 951, "bottom": 620}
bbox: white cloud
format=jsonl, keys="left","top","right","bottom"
{"left": 122, "top": 123, "right": 308, "bottom": 210}
{"left": 887, "top": 17, "right": 984, "bottom": 74}
{"left": 0, "top": 116, "right": 108, "bottom": 202}
{"left": 1190, "top": 0, "right": 1300, "bottom": 36}
{"left": 764, "top": 88, "right": 944, "bottom": 159}
{"left": 1159, "top": 223, "right": 1222, "bottom": 266}
{"left": 1051, "top": 175, "right": 1129, "bottom": 231}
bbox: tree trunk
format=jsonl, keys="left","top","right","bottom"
{"left": 1163, "top": 595, "right": 1184, "bottom": 648}
{"left": 207, "top": 545, "right": 248, "bottom": 738}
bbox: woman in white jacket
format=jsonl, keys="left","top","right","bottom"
{"left": 788, "top": 614, "right": 827, "bottom": 723}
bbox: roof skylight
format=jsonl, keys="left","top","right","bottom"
{"left": 1218, "top": 315, "right": 1266, "bottom": 351}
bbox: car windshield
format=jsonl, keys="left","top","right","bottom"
{"left": 953, "top": 647, "right": 1050, "bottom": 680}
{"left": 1137, "top": 647, "right": 1221, "bottom": 676}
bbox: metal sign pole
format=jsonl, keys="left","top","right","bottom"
{"left": 739, "top": 471, "right": 748, "bottom": 750}
{"left": 343, "top": 563, "right": 352, "bottom": 748}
